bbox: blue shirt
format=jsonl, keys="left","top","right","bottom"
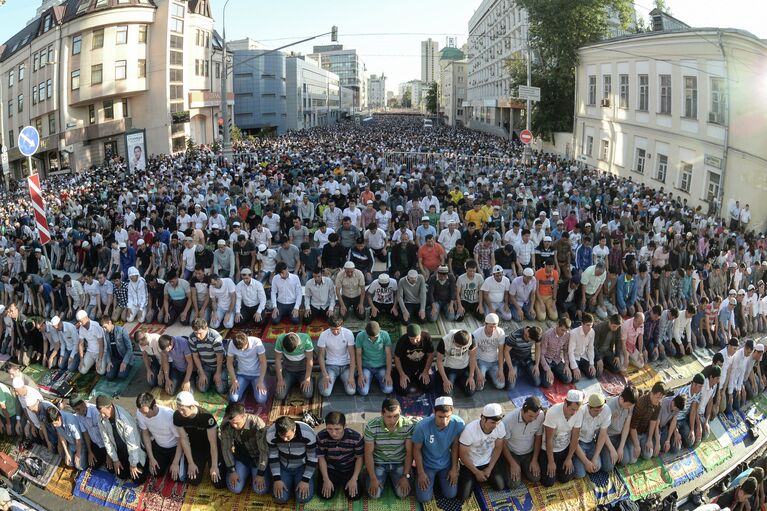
{"left": 76, "top": 403, "right": 105, "bottom": 448}
{"left": 412, "top": 414, "right": 465, "bottom": 471}
{"left": 168, "top": 336, "right": 191, "bottom": 372}
{"left": 56, "top": 410, "right": 82, "bottom": 445}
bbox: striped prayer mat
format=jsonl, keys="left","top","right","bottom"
{"left": 617, "top": 457, "right": 672, "bottom": 500}
{"left": 528, "top": 478, "right": 597, "bottom": 511}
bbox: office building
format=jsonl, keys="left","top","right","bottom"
{"left": 437, "top": 46, "right": 464, "bottom": 116}
{"left": 309, "top": 44, "right": 367, "bottom": 109}
{"left": 367, "top": 73, "right": 386, "bottom": 110}
{"left": 441, "top": 60, "right": 467, "bottom": 127}
{"left": 286, "top": 55, "right": 342, "bottom": 131}
{"left": 421, "top": 38, "right": 439, "bottom": 84}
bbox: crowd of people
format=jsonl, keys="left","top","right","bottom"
{"left": 0, "top": 116, "right": 763, "bottom": 507}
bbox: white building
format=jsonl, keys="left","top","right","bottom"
{"left": 441, "top": 60, "right": 467, "bottom": 127}
{"left": 286, "top": 55, "right": 341, "bottom": 131}
{"left": 367, "top": 73, "right": 386, "bottom": 110}
{"left": 575, "top": 10, "right": 767, "bottom": 229}
{"left": 421, "top": 38, "right": 439, "bottom": 84}
{"left": 465, "top": 0, "right": 528, "bottom": 138}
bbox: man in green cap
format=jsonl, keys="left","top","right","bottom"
{"left": 355, "top": 321, "right": 393, "bottom": 396}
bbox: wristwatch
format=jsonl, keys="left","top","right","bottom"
{"left": 404, "top": 473, "right": 411, "bottom": 479}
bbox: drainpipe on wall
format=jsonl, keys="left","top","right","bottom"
{"left": 572, "top": 64, "right": 578, "bottom": 162}
{"left": 716, "top": 29, "right": 730, "bottom": 222}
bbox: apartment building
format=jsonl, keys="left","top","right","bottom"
{"left": 441, "top": 59, "right": 467, "bottom": 127}
{"left": 367, "top": 73, "right": 386, "bottom": 110}
{"left": 308, "top": 44, "right": 367, "bottom": 110}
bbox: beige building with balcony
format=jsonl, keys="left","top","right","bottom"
{"left": 574, "top": 11, "right": 767, "bottom": 230}
{"left": 0, "top": 0, "right": 232, "bottom": 177}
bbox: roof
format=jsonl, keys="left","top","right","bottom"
{"left": 580, "top": 26, "right": 767, "bottom": 51}
{"left": 439, "top": 47, "right": 465, "bottom": 61}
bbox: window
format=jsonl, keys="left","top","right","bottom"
{"left": 33, "top": 53, "right": 39, "bottom": 72}
{"left": 707, "top": 172, "right": 720, "bottom": 202}
{"left": 170, "top": 19, "right": 184, "bottom": 34}
{"left": 122, "top": 98, "right": 128, "bottom": 118}
{"left": 170, "top": 35, "right": 183, "bottom": 49}
{"left": 587, "top": 75, "right": 596, "bottom": 105}
{"left": 103, "top": 100, "right": 114, "bottom": 120}
{"left": 138, "top": 25, "right": 147, "bottom": 43}
{"left": 115, "top": 60, "right": 127, "bottom": 80}
{"left": 39, "top": 82, "right": 45, "bottom": 103}
{"left": 92, "top": 29, "right": 104, "bottom": 50}
{"left": 7, "top": 101, "right": 12, "bottom": 118}
{"left": 71, "top": 69, "right": 80, "bottom": 90}
{"left": 91, "top": 64, "right": 103, "bottom": 85}
{"left": 171, "top": 3, "right": 185, "bottom": 17}
{"left": 172, "top": 136, "right": 186, "bottom": 153}
{"left": 683, "top": 76, "right": 697, "bottom": 119}
{"left": 95, "top": 0, "right": 108, "bottom": 6}
{"left": 47, "top": 79, "right": 52, "bottom": 99}
{"left": 40, "top": 50, "right": 47, "bottom": 69}
{"left": 634, "top": 148, "right": 646, "bottom": 174}
{"left": 89, "top": 104, "right": 96, "bottom": 124}
{"left": 47, "top": 45, "right": 54, "bottom": 64}
{"left": 138, "top": 59, "right": 146, "bottom": 78}
{"left": 599, "top": 139, "right": 609, "bottom": 161}
{"left": 602, "top": 75, "right": 611, "bottom": 99}
{"left": 659, "top": 74, "right": 671, "bottom": 115}
{"left": 35, "top": 118, "right": 43, "bottom": 135}
{"left": 116, "top": 26, "right": 128, "bottom": 45}
{"left": 32, "top": 86, "right": 38, "bottom": 105}
{"left": 7, "top": 131, "right": 13, "bottom": 148}
{"left": 170, "top": 84, "right": 183, "bottom": 100}
{"left": 619, "top": 74, "right": 628, "bottom": 109}
{"left": 656, "top": 154, "right": 668, "bottom": 182}
{"left": 18, "top": 64, "right": 24, "bottom": 82}
{"left": 170, "top": 51, "right": 183, "bottom": 66}
{"left": 43, "top": 14, "right": 53, "bottom": 32}
{"left": 679, "top": 162, "right": 692, "bottom": 192}
{"left": 169, "top": 68, "right": 183, "bottom": 82}
{"left": 72, "top": 35, "right": 82, "bottom": 55}
{"left": 17, "top": 94, "right": 23, "bottom": 113}
{"left": 710, "top": 77, "right": 726, "bottom": 124}
{"left": 638, "top": 74, "right": 648, "bottom": 111}
{"left": 7, "top": 70, "right": 13, "bottom": 88}
{"left": 586, "top": 135, "right": 594, "bottom": 157}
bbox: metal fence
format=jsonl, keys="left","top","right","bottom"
{"left": 215, "top": 152, "right": 262, "bottom": 168}
{"left": 382, "top": 151, "right": 517, "bottom": 173}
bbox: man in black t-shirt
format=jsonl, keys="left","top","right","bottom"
{"left": 234, "top": 235, "right": 256, "bottom": 277}
{"left": 172, "top": 391, "right": 227, "bottom": 488}
{"left": 393, "top": 324, "right": 434, "bottom": 396}
{"left": 188, "top": 266, "right": 212, "bottom": 323}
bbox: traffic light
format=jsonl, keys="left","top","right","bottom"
{"left": 331, "top": 26, "right": 338, "bottom": 42}
{"left": 218, "top": 117, "right": 224, "bottom": 137}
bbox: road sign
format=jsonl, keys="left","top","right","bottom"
{"left": 517, "top": 85, "right": 541, "bottom": 102}
{"left": 520, "top": 129, "right": 533, "bottom": 145}
{"left": 18, "top": 127, "right": 40, "bottom": 157}
{"left": 27, "top": 174, "right": 50, "bottom": 245}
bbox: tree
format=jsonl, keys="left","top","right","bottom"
{"left": 505, "top": 0, "right": 633, "bottom": 141}
{"left": 402, "top": 89, "right": 412, "bottom": 109}
{"left": 387, "top": 97, "right": 398, "bottom": 108}
{"left": 185, "top": 137, "right": 198, "bottom": 160}
{"left": 425, "top": 82, "right": 438, "bottom": 114}
{"left": 230, "top": 126, "right": 243, "bottom": 144}
{"left": 653, "top": 0, "right": 671, "bottom": 14}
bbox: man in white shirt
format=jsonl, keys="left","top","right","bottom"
{"left": 726, "top": 339, "right": 754, "bottom": 414}
{"left": 226, "top": 333, "right": 268, "bottom": 404}
{"left": 501, "top": 397, "right": 544, "bottom": 484}
{"left": 540, "top": 389, "right": 584, "bottom": 487}
{"left": 136, "top": 392, "right": 183, "bottom": 480}
{"left": 304, "top": 271, "right": 336, "bottom": 322}
{"left": 472, "top": 314, "right": 507, "bottom": 391}
{"left": 313, "top": 223, "right": 334, "bottom": 250}
{"left": 270, "top": 262, "right": 303, "bottom": 324}
{"left": 457, "top": 403, "right": 507, "bottom": 501}
{"left": 208, "top": 274, "right": 236, "bottom": 330}
{"left": 77, "top": 309, "right": 105, "bottom": 375}
{"left": 50, "top": 315, "right": 80, "bottom": 371}
{"left": 234, "top": 268, "right": 267, "bottom": 326}
{"left": 126, "top": 266, "right": 148, "bottom": 323}
{"left": 481, "top": 266, "right": 512, "bottom": 321}
{"left": 568, "top": 317, "right": 596, "bottom": 382}
{"left": 437, "top": 222, "right": 462, "bottom": 252}
{"left": 572, "top": 393, "right": 612, "bottom": 478}
{"left": 317, "top": 317, "right": 356, "bottom": 397}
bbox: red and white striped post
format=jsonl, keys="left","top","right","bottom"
{"left": 27, "top": 174, "right": 51, "bottom": 245}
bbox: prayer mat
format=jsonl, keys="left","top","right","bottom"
{"left": 72, "top": 369, "right": 101, "bottom": 397}
{"left": 719, "top": 411, "right": 749, "bottom": 445}
{"left": 441, "top": 315, "right": 482, "bottom": 337}
{"left": 360, "top": 484, "right": 418, "bottom": 511}
{"left": 422, "top": 492, "right": 481, "bottom": 511}
{"left": 375, "top": 316, "right": 402, "bottom": 337}
{"left": 497, "top": 320, "right": 521, "bottom": 337}
{"left": 710, "top": 416, "right": 734, "bottom": 448}
{"left": 624, "top": 364, "right": 661, "bottom": 393}
{"left": 261, "top": 321, "right": 303, "bottom": 344}
{"left": 339, "top": 315, "right": 369, "bottom": 335}
{"left": 180, "top": 478, "right": 282, "bottom": 511}
{"left": 194, "top": 388, "right": 229, "bottom": 425}
{"left": 150, "top": 387, "right": 177, "bottom": 410}
{"left": 574, "top": 377, "right": 602, "bottom": 398}
{"left": 506, "top": 480, "right": 530, "bottom": 499}
{"left": 136, "top": 473, "right": 187, "bottom": 511}
{"left": 528, "top": 478, "right": 596, "bottom": 511}
{"left": 224, "top": 325, "right": 267, "bottom": 341}
{"left": 672, "top": 355, "right": 704, "bottom": 380}
{"left": 268, "top": 376, "right": 322, "bottom": 423}
{"left": 745, "top": 404, "right": 767, "bottom": 425}
{"left": 399, "top": 321, "right": 444, "bottom": 339}
{"left": 540, "top": 379, "right": 575, "bottom": 405}
{"left": 617, "top": 457, "right": 672, "bottom": 500}
{"left": 18, "top": 443, "right": 62, "bottom": 488}
{"left": 217, "top": 328, "right": 230, "bottom": 339}
{"left": 693, "top": 347, "right": 716, "bottom": 367}
{"left": 651, "top": 357, "right": 687, "bottom": 383}
{"left": 598, "top": 370, "right": 627, "bottom": 397}
{"left": 507, "top": 378, "right": 550, "bottom": 409}
{"left": 89, "top": 362, "right": 141, "bottom": 400}
{"left": 695, "top": 437, "right": 733, "bottom": 471}
{"left": 588, "top": 470, "right": 629, "bottom": 507}
{"left": 661, "top": 448, "right": 705, "bottom": 487}
{"left": 38, "top": 368, "right": 74, "bottom": 396}
{"left": 21, "top": 363, "right": 48, "bottom": 384}
{"left": 129, "top": 323, "right": 167, "bottom": 338}
{"left": 73, "top": 468, "right": 143, "bottom": 511}
{"left": 304, "top": 317, "right": 330, "bottom": 340}
{"left": 48, "top": 464, "right": 78, "bottom": 500}
{"left": 395, "top": 391, "right": 435, "bottom": 417}
{"left": 475, "top": 483, "right": 533, "bottom": 511}
{"left": 753, "top": 392, "right": 767, "bottom": 416}
{"left": 241, "top": 376, "right": 275, "bottom": 424}
{"left": 298, "top": 490, "right": 360, "bottom": 511}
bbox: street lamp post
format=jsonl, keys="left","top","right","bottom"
{"left": 220, "top": 0, "right": 232, "bottom": 159}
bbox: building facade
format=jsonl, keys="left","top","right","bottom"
{"left": 441, "top": 59, "right": 467, "bottom": 127}
{"left": 437, "top": 46, "right": 464, "bottom": 117}
{"left": 286, "top": 55, "right": 341, "bottom": 131}
{"left": 231, "top": 39, "right": 287, "bottom": 135}
{"left": 309, "top": 44, "right": 367, "bottom": 110}
{"left": 420, "top": 38, "right": 438, "bottom": 84}
{"left": 0, "top": 0, "right": 232, "bottom": 177}
{"left": 574, "top": 19, "right": 767, "bottom": 229}
{"left": 367, "top": 73, "right": 386, "bottom": 110}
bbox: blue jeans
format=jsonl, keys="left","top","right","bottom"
{"left": 637, "top": 432, "right": 654, "bottom": 460}
{"left": 602, "top": 434, "right": 633, "bottom": 472}
{"left": 358, "top": 367, "right": 393, "bottom": 396}
{"left": 573, "top": 440, "right": 603, "bottom": 478}
{"left": 320, "top": 364, "right": 355, "bottom": 397}
{"left": 273, "top": 465, "right": 314, "bottom": 504}
{"left": 415, "top": 466, "right": 457, "bottom": 503}
{"left": 368, "top": 462, "right": 408, "bottom": 499}
{"left": 508, "top": 358, "right": 541, "bottom": 388}
{"left": 273, "top": 302, "right": 300, "bottom": 324}
{"left": 228, "top": 459, "right": 271, "bottom": 495}
{"left": 476, "top": 359, "right": 505, "bottom": 390}
{"left": 59, "top": 347, "right": 80, "bottom": 371}
{"left": 510, "top": 302, "right": 534, "bottom": 322}
{"left": 277, "top": 369, "right": 314, "bottom": 400}
{"left": 427, "top": 301, "right": 456, "bottom": 322}
{"left": 104, "top": 359, "right": 132, "bottom": 381}
{"left": 65, "top": 439, "right": 88, "bottom": 470}
{"left": 660, "top": 425, "right": 681, "bottom": 454}
{"left": 196, "top": 365, "right": 229, "bottom": 395}
{"left": 230, "top": 374, "right": 268, "bottom": 403}
{"left": 167, "top": 366, "right": 189, "bottom": 395}
{"left": 677, "top": 418, "right": 696, "bottom": 448}
{"left": 540, "top": 360, "right": 572, "bottom": 388}
{"left": 146, "top": 356, "right": 162, "bottom": 388}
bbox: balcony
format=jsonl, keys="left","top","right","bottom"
{"left": 64, "top": 117, "right": 132, "bottom": 145}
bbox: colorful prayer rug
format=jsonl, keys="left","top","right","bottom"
{"left": 261, "top": 321, "right": 303, "bottom": 344}
{"left": 360, "top": 484, "right": 418, "bottom": 511}
{"left": 475, "top": 483, "right": 532, "bottom": 511}
{"left": 21, "top": 363, "right": 48, "bottom": 384}
{"left": 624, "top": 364, "right": 661, "bottom": 392}
{"left": 241, "top": 376, "right": 275, "bottom": 424}
{"left": 72, "top": 369, "right": 102, "bottom": 397}
{"left": 297, "top": 490, "right": 359, "bottom": 511}
{"left": 692, "top": 347, "right": 716, "bottom": 367}
{"left": 38, "top": 368, "right": 74, "bottom": 396}
{"left": 195, "top": 388, "right": 229, "bottom": 425}
{"left": 224, "top": 325, "right": 268, "bottom": 341}
{"left": 507, "top": 378, "right": 550, "bottom": 409}
{"left": 399, "top": 321, "right": 444, "bottom": 339}
{"left": 598, "top": 370, "right": 627, "bottom": 397}
{"left": 18, "top": 443, "right": 61, "bottom": 488}
{"left": 661, "top": 448, "right": 705, "bottom": 487}
{"left": 304, "top": 317, "right": 330, "bottom": 340}
{"left": 179, "top": 478, "right": 282, "bottom": 511}
{"left": 540, "top": 379, "right": 575, "bottom": 405}
{"left": 48, "top": 464, "right": 78, "bottom": 500}
{"left": 588, "top": 470, "right": 629, "bottom": 507}
{"left": 753, "top": 392, "right": 767, "bottom": 416}
{"left": 745, "top": 404, "right": 767, "bottom": 425}
{"left": 136, "top": 473, "right": 187, "bottom": 511}
{"left": 149, "top": 387, "right": 177, "bottom": 410}
{"left": 695, "top": 437, "right": 733, "bottom": 471}
{"left": 395, "top": 391, "right": 435, "bottom": 417}
{"left": 574, "top": 377, "right": 602, "bottom": 398}
{"left": 422, "top": 492, "right": 480, "bottom": 511}
{"left": 672, "top": 355, "right": 705, "bottom": 380}
{"left": 129, "top": 323, "right": 167, "bottom": 338}
{"left": 73, "top": 468, "right": 143, "bottom": 511}
{"left": 89, "top": 362, "right": 141, "bottom": 400}
{"left": 528, "top": 478, "right": 596, "bottom": 511}
{"left": 617, "top": 457, "right": 672, "bottom": 500}
{"left": 719, "top": 411, "right": 749, "bottom": 445}
{"left": 268, "top": 376, "right": 323, "bottom": 423}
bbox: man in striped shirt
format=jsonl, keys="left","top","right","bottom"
{"left": 188, "top": 318, "right": 227, "bottom": 394}
{"left": 317, "top": 411, "right": 364, "bottom": 500}
{"left": 266, "top": 416, "right": 317, "bottom": 504}
{"left": 364, "top": 398, "right": 417, "bottom": 499}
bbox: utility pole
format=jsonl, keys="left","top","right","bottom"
{"left": 524, "top": 27, "right": 532, "bottom": 166}
{"left": 220, "top": 0, "right": 233, "bottom": 160}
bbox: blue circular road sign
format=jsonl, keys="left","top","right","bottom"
{"left": 18, "top": 126, "right": 40, "bottom": 157}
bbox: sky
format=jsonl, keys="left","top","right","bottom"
{"left": 0, "top": 0, "right": 766, "bottom": 94}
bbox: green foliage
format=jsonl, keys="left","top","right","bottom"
{"left": 505, "top": 0, "right": 633, "bottom": 140}
{"left": 426, "top": 82, "right": 438, "bottom": 114}
{"left": 654, "top": 0, "right": 671, "bottom": 14}
{"left": 230, "top": 125, "right": 243, "bottom": 144}
{"left": 387, "top": 97, "right": 398, "bottom": 108}
{"left": 402, "top": 89, "right": 412, "bottom": 109}
{"left": 185, "top": 137, "right": 198, "bottom": 160}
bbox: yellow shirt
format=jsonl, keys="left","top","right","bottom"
{"left": 465, "top": 209, "right": 488, "bottom": 227}
{"left": 449, "top": 190, "right": 464, "bottom": 204}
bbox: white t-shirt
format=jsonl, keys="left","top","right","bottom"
{"left": 313, "top": 228, "right": 334, "bottom": 249}
{"left": 481, "top": 276, "right": 510, "bottom": 304}
{"left": 209, "top": 278, "right": 236, "bottom": 309}
{"left": 79, "top": 321, "right": 105, "bottom": 354}
{"left": 577, "top": 405, "right": 612, "bottom": 443}
{"left": 542, "top": 403, "right": 583, "bottom": 453}
{"left": 472, "top": 326, "right": 506, "bottom": 363}
{"left": 459, "top": 419, "right": 506, "bottom": 467}
{"left": 227, "top": 336, "right": 266, "bottom": 376}
{"left": 136, "top": 405, "right": 179, "bottom": 449}
{"left": 182, "top": 246, "right": 196, "bottom": 271}
{"left": 139, "top": 333, "right": 162, "bottom": 359}
{"left": 317, "top": 327, "right": 355, "bottom": 366}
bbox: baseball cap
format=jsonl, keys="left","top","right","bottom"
{"left": 343, "top": 261, "right": 355, "bottom": 269}
{"left": 492, "top": 265, "right": 504, "bottom": 274}
{"left": 482, "top": 403, "right": 503, "bottom": 419}
{"left": 588, "top": 393, "right": 606, "bottom": 407}
{"left": 378, "top": 273, "right": 390, "bottom": 284}
{"left": 566, "top": 389, "right": 584, "bottom": 404}
{"left": 421, "top": 216, "right": 429, "bottom": 221}
{"left": 434, "top": 396, "right": 453, "bottom": 407}
{"left": 76, "top": 310, "right": 88, "bottom": 321}
{"left": 523, "top": 267, "right": 535, "bottom": 277}
{"left": 137, "top": 239, "right": 145, "bottom": 246}
{"left": 176, "top": 391, "right": 199, "bottom": 407}
{"left": 485, "top": 313, "right": 499, "bottom": 324}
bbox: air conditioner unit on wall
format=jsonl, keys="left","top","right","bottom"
{"left": 601, "top": 98, "right": 611, "bottom": 107}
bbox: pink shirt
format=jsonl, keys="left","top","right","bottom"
{"left": 620, "top": 319, "right": 644, "bottom": 354}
